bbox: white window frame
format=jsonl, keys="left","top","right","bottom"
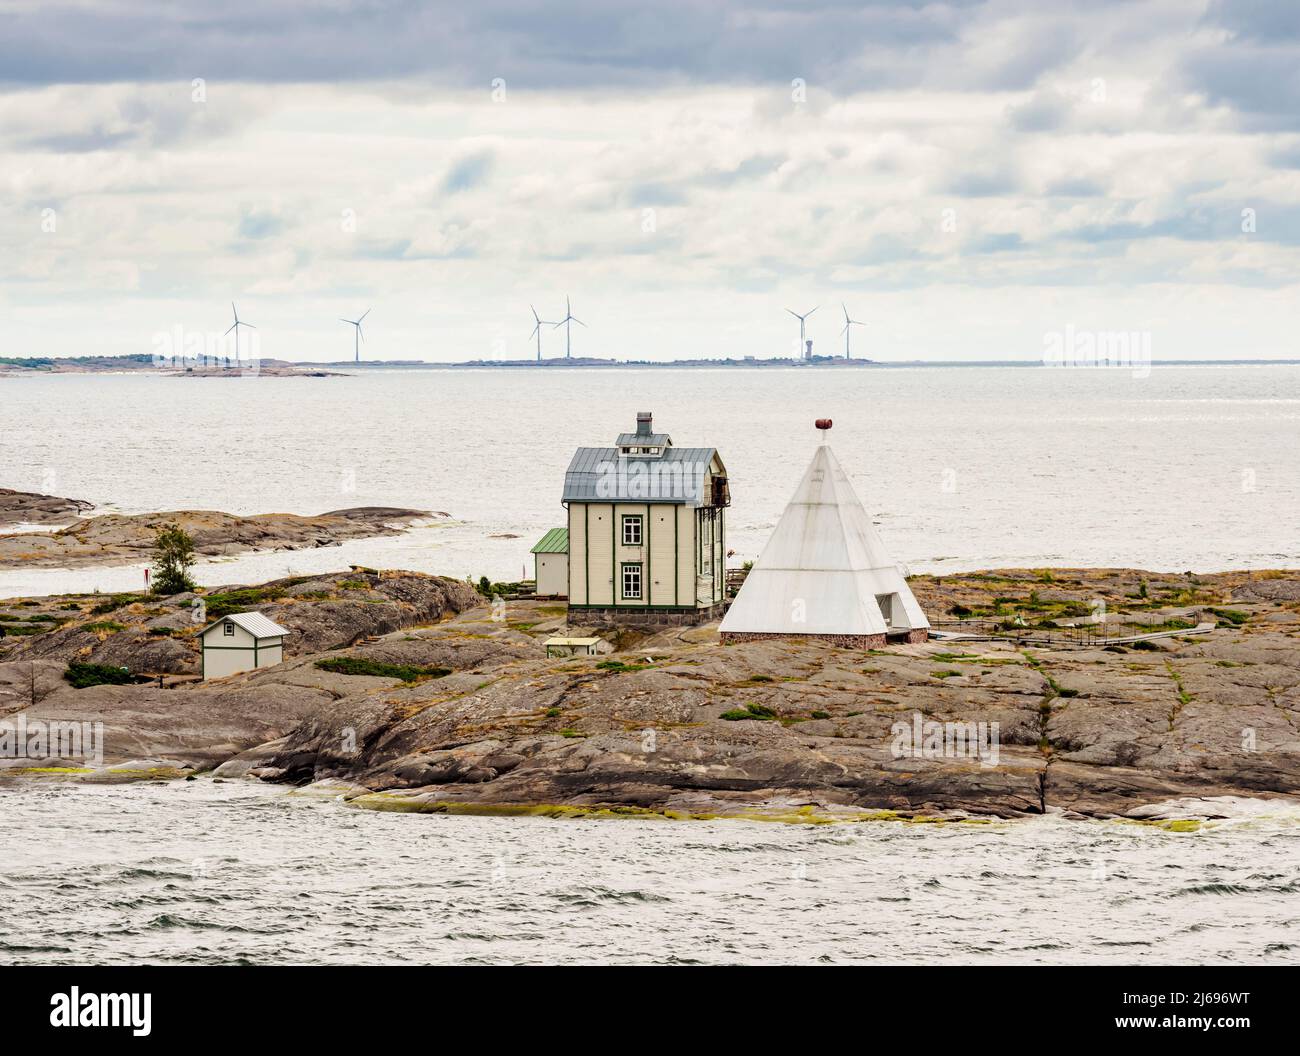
{"left": 622, "top": 514, "right": 643, "bottom": 546}
{"left": 622, "top": 563, "right": 643, "bottom": 600}
{"left": 223, "top": 621, "right": 235, "bottom": 636}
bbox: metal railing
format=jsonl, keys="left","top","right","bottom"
{"left": 928, "top": 616, "right": 1211, "bottom": 648}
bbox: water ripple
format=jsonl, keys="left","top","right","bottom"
{"left": 2, "top": 781, "right": 1298, "bottom": 964}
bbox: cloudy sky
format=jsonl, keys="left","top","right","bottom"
{"left": 3, "top": 0, "right": 1299, "bottom": 362}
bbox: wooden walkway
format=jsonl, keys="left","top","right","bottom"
{"left": 929, "top": 622, "right": 1216, "bottom": 648}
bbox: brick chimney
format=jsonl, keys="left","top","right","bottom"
{"left": 635, "top": 411, "right": 653, "bottom": 437}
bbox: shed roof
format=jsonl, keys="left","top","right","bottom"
{"left": 530, "top": 527, "right": 570, "bottom": 554}
{"left": 563, "top": 446, "right": 718, "bottom": 505}
{"left": 201, "top": 611, "right": 290, "bottom": 639}
{"left": 544, "top": 637, "right": 601, "bottom": 646}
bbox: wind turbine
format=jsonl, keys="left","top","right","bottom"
{"left": 785, "top": 305, "right": 817, "bottom": 360}
{"left": 840, "top": 302, "right": 865, "bottom": 359}
{"left": 529, "top": 305, "right": 556, "bottom": 361}
{"left": 340, "top": 308, "right": 371, "bottom": 364}
{"left": 552, "top": 295, "right": 586, "bottom": 359}
{"left": 225, "top": 302, "right": 256, "bottom": 368}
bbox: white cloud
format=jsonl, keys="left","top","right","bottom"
{"left": 0, "top": 2, "right": 1298, "bottom": 361}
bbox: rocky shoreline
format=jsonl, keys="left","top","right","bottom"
{"left": 0, "top": 488, "right": 437, "bottom": 568}
{"left": 0, "top": 487, "right": 95, "bottom": 528}
{"left": 2, "top": 567, "right": 1298, "bottom": 823}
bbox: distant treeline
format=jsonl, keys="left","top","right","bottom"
{"left": 0, "top": 354, "right": 155, "bottom": 368}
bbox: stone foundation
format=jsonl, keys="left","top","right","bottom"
{"left": 891, "top": 628, "right": 930, "bottom": 644}
{"left": 573, "top": 604, "right": 725, "bottom": 628}
{"left": 720, "top": 631, "right": 888, "bottom": 649}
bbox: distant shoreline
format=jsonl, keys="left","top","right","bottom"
{"left": 4, "top": 355, "right": 1299, "bottom": 375}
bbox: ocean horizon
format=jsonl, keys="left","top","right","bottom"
{"left": 2, "top": 362, "right": 1296, "bottom": 598}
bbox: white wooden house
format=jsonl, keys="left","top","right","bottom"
{"left": 563, "top": 412, "right": 729, "bottom": 626}
{"left": 199, "top": 611, "right": 290, "bottom": 680}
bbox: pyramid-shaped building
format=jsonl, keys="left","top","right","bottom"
{"left": 720, "top": 437, "right": 928, "bottom": 648}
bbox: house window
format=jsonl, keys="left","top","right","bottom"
{"left": 622, "top": 515, "right": 643, "bottom": 545}
{"left": 622, "top": 563, "right": 643, "bottom": 600}
{"left": 223, "top": 621, "right": 235, "bottom": 636}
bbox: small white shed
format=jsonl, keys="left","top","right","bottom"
{"left": 544, "top": 636, "right": 604, "bottom": 658}
{"left": 530, "top": 528, "right": 569, "bottom": 598}
{"left": 199, "top": 611, "right": 290, "bottom": 680}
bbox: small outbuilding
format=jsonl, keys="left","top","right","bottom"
{"left": 544, "top": 636, "right": 604, "bottom": 658}
{"left": 530, "top": 527, "right": 569, "bottom": 597}
{"left": 199, "top": 611, "right": 290, "bottom": 680}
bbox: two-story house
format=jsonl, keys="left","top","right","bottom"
{"left": 562, "top": 412, "right": 729, "bottom": 625}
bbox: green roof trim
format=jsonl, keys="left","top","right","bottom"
{"left": 530, "top": 527, "right": 569, "bottom": 554}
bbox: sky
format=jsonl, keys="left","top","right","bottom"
{"left": 2, "top": 0, "right": 1300, "bottom": 363}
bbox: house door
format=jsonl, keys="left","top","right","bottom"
{"left": 875, "top": 594, "right": 896, "bottom": 628}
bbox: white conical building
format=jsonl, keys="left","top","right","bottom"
{"left": 720, "top": 425, "right": 928, "bottom": 648}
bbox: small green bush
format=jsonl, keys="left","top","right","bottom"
{"left": 596, "top": 659, "right": 653, "bottom": 673}
{"left": 722, "top": 702, "right": 777, "bottom": 721}
{"left": 83, "top": 620, "right": 126, "bottom": 634}
{"left": 0, "top": 623, "right": 44, "bottom": 636}
{"left": 314, "top": 657, "right": 451, "bottom": 683}
{"left": 202, "top": 588, "right": 284, "bottom": 620}
{"left": 64, "top": 662, "right": 135, "bottom": 689}
{"left": 91, "top": 594, "right": 146, "bottom": 615}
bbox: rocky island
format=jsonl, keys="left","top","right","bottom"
{"left": 2, "top": 566, "right": 1297, "bottom": 823}
{"left": 0, "top": 487, "right": 96, "bottom": 528}
{"left": 0, "top": 488, "right": 437, "bottom": 568}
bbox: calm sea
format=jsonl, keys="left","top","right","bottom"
{"left": 1, "top": 781, "right": 1297, "bottom": 965}
{"left": 1, "top": 364, "right": 1297, "bottom": 598}
{"left": 3, "top": 365, "right": 1299, "bottom": 964}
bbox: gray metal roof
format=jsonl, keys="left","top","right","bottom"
{"left": 201, "top": 611, "right": 290, "bottom": 639}
{"left": 615, "top": 432, "right": 672, "bottom": 448}
{"left": 563, "top": 446, "right": 717, "bottom": 505}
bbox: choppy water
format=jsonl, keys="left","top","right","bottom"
{"left": 2, "top": 781, "right": 1298, "bottom": 965}
{"left": 1, "top": 364, "right": 1298, "bottom": 598}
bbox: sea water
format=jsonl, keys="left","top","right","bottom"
{"left": 0, "top": 364, "right": 1296, "bottom": 598}
{"left": 1, "top": 781, "right": 1297, "bottom": 965}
